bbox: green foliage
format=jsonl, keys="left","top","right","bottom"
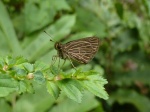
{"left": 109, "top": 89, "right": 150, "bottom": 112}
{"left": 0, "top": 0, "right": 150, "bottom": 111}
{"left": 49, "top": 92, "right": 101, "bottom": 112}
{"left": 47, "top": 81, "right": 60, "bottom": 99}
{"left": 0, "top": 56, "right": 108, "bottom": 103}
{"left": 0, "top": 74, "right": 18, "bottom": 97}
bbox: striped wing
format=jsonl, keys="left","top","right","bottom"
{"left": 62, "top": 37, "right": 100, "bottom": 64}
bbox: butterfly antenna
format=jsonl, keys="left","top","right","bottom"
{"left": 44, "top": 31, "right": 55, "bottom": 42}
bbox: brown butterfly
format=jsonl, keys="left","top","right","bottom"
{"left": 54, "top": 37, "right": 100, "bottom": 68}
{"left": 44, "top": 31, "right": 100, "bottom": 68}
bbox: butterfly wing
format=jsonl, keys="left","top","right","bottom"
{"left": 62, "top": 37, "right": 100, "bottom": 64}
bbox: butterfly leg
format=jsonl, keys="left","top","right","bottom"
{"left": 61, "top": 59, "right": 66, "bottom": 68}
{"left": 50, "top": 55, "right": 58, "bottom": 67}
{"left": 67, "top": 55, "right": 77, "bottom": 71}
{"left": 57, "top": 58, "right": 66, "bottom": 73}
{"left": 58, "top": 57, "right": 63, "bottom": 73}
{"left": 58, "top": 57, "right": 60, "bottom": 68}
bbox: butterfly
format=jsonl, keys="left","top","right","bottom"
{"left": 54, "top": 37, "right": 100, "bottom": 68}
{"left": 44, "top": 31, "right": 100, "bottom": 68}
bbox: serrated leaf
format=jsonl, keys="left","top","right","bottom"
{"left": 15, "top": 56, "right": 27, "bottom": 65}
{"left": 0, "top": 74, "right": 18, "bottom": 97}
{"left": 33, "top": 71, "right": 45, "bottom": 84}
{"left": 34, "top": 61, "right": 49, "bottom": 71}
{"left": 57, "top": 79, "right": 83, "bottom": 103}
{"left": 87, "top": 75, "right": 108, "bottom": 84}
{"left": 47, "top": 81, "right": 60, "bottom": 99}
{"left": 81, "top": 75, "right": 108, "bottom": 100}
{"left": 16, "top": 69, "right": 27, "bottom": 77}
{"left": 26, "top": 81, "right": 34, "bottom": 93}
{"left": 18, "top": 80, "right": 34, "bottom": 93}
{"left": 23, "top": 63, "right": 34, "bottom": 72}
{"left": 18, "top": 81, "right": 27, "bottom": 93}
{"left": 4, "top": 56, "right": 16, "bottom": 66}
{"left": 50, "top": 66, "right": 60, "bottom": 75}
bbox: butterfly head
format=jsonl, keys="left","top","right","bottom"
{"left": 55, "top": 42, "right": 62, "bottom": 50}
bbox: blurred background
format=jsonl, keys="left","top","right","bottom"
{"left": 0, "top": 0, "right": 150, "bottom": 112}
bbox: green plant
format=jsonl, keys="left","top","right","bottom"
{"left": 0, "top": 56, "right": 108, "bottom": 103}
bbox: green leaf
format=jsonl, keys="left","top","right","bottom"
{"left": 49, "top": 91, "right": 100, "bottom": 112}
{"left": 75, "top": 7, "right": 107, "bottom": 37}
{"left": 57, "top": 79, "right": 83, "bottom": 103}
{"left": 25, "top": 81, "right": 34, "bottom": 93}
{"left": 84, "top": 70, "right": 100, "bottom": 76}
{"left": 47, "top": 15, "right": 76, "bottom": 38}
{"left": 46, "top": 81, "right": 60, "bottom": 99}
{"left": 0, "top": 30, "right": 10, "bottom": 55}
{"left": 23, "top": 63, "right": 34, "bottom": 72}
{"left": 74, "top": 69, "right": 102, "bottom": 80}
{"left": 24, "top": 0, "right": 56, "bottom": 34}
{"left": 15, "top": 56, "right": 28, "bottom": 65}
{"left": 18, "top": 81, "right": 28, "bottom": 93}
{"left": 0, "top": 74, "right": 18, "bottom": 97}
{"left": 34, "top": 61, "right": 49, "bottom": 71}
{"left": 18, "top": 80, "right": 33, "bottom": 93}
{"left": 115, "top": 2, "right": 124, "bottom": 19}
{"left": 93, "top": 65, "right": 104, "bottom": 75}
{"left": 124, "top": 11, "right": 139, "bottom": 28}
{"left": 114, "top": 29, "right": 137, "bottom": 52}
{"left": 81, "top": 75, "right": 108, "bottom": 100}
{"left": 0, "top": 1, "right": 22, "bottom": 55}
{"left": 33, "top": 71, "right": 45, "bottom": 84}
{"left": 4, "top": 56, "right": 16, "bottom": 66}
{"left": 50, "top": 66, "right": 60, "bottom": 76}
{"left": 69, "top": 69, "right": 94, "bottom": 78}
{"left": 63, "top": 32, "right": 95, "bottom": 43}
{"left": 13, "top": 86, "right": 55, "bottom": 112}
{"left": 51, "top": 0, "right": 71, "bottom": 11}
{"left": 0, "top": 99, "right": 11, "bottom": 112}
{"left": 86, "top": 75, "right": 108, "bottom": 84}
{"left": 16, "top": 69, "right": 27, "bottom": 77}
